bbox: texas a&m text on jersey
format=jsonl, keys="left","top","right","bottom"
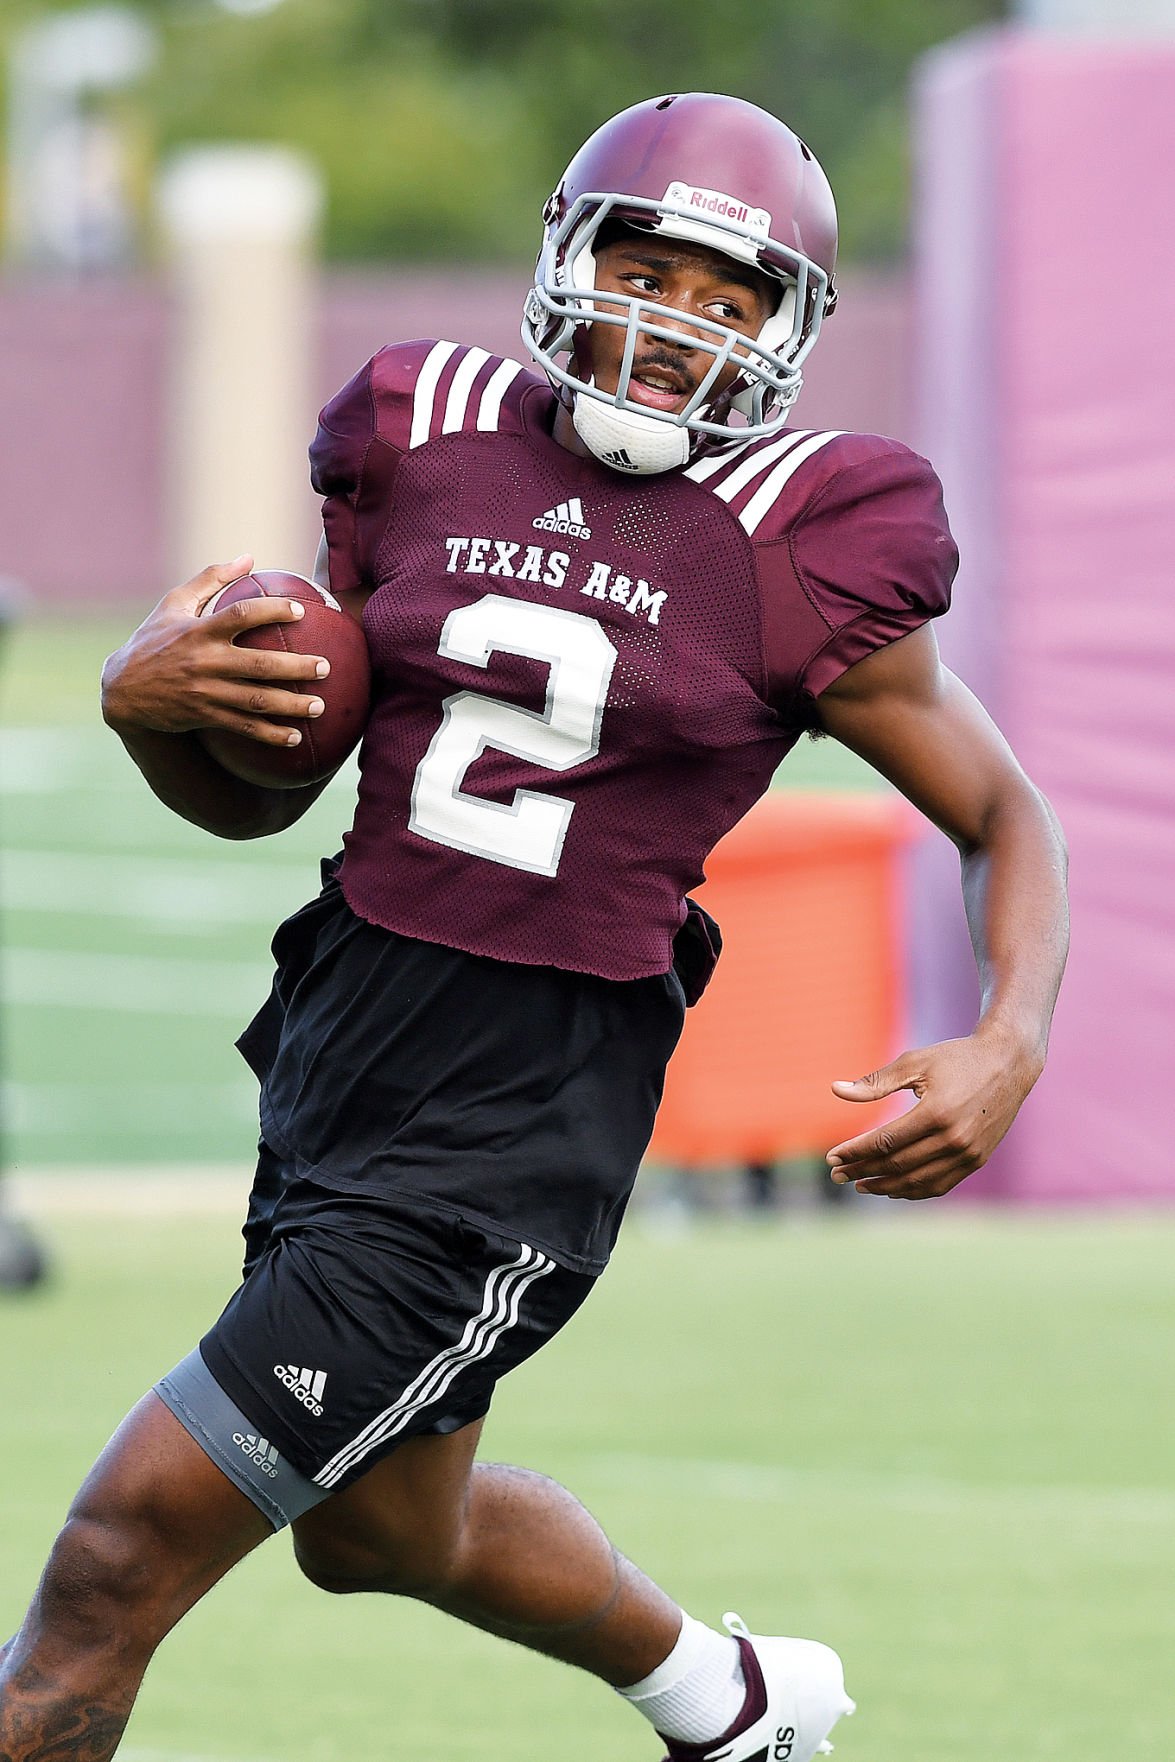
{"left": 311, "top": 338, "right": 956, "bottom": 979}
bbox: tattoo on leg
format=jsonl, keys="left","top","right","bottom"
{"left": 0, "top": 1660, "right": 133, "bottom": 1762}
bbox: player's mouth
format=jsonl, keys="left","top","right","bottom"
{"left": 626, "top": 364, "right": 695, "bottom": 412}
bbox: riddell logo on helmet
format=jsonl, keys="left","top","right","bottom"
{"left": 664, "top": 182, "right": 771, "bottom": 241}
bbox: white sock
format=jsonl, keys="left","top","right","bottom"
{"left": 617, "top": 1613, "right": 746, "bottom": 1744}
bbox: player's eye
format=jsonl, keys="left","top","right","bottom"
{"left": 625, "top": 274, "right": 661, "bottom": 294}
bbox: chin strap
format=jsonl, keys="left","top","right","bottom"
{"left": 572, "top": 390, "right": 692, "bottom": 474}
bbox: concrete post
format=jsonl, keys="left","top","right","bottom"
{"left": 157, "top": 145, "right": 324, "bottom": 581}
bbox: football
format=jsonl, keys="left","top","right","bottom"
{"left": 198, "top": 570, "right": 371, "bottom": 788}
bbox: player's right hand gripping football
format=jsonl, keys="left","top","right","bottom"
{"left": 101, "top": 555, "right": 329, "bottom": 747}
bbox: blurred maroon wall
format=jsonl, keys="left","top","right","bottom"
{"left": 0, "top": 267, "right": 909, "bottom": 606}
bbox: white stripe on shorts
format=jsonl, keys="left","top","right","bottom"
{"left": 313, "top": 1244, "right": 555, "bottom": 1488}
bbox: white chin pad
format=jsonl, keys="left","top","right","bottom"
{"left": 572, "top": 392, "right": 691, "bottom": 474}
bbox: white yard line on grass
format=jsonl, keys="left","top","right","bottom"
{"left": 3, "top": 948, "right": 271, "bottom": 1014}
{"left": 0, "top": 729, "right": 113, "bottom": 794}
{"left": 577, "top": 1450, "right": 1175, "bottom": 1527}
{"left": 1, "top": 725, "right": 358, "bottom": 801}
{"left": 2, "top": 849, "right": 319, "bottom": 925}
{"left": 7, "top": 1168, "right": 247, "bottom": 1212}
{"left": 4, "top": 1081, "right": 255, "bottom": 1133}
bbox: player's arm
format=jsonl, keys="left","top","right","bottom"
{"left": 101, "top": 556, "right": 336, "bottom": 840}
{"left": 104, "top": 339, "right": 387, "bottom": 837}
{"left": 812, "top": 622, "right": 1069, "bottom": 1199}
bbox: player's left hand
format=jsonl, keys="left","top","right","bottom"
{"left": 824, "top": 1029, "right": 1044, "bottom": 1199}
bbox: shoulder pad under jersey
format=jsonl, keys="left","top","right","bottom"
{"left": 365, "top": 340, "right": 541, "bottom": 454}
{"left": 682, "top": 428, "right": 943, "bottom": 543}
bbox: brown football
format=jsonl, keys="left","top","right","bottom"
{"left": 198, "top": 571, "right": 371, "bottom": 788}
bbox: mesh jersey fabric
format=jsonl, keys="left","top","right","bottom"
{"left": 310, "top": 340, "right": 957, "bottom": 981}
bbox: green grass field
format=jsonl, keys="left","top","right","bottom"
{"left": 3, "top": 616, "right": 1173, "bottom": 1758}
{"left": 2, "top": 1205, "right": 1173, "bottom": 1761}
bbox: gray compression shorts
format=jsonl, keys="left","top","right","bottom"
{"left": 155, "top": 1347, "right": 332, "bottom": 1531}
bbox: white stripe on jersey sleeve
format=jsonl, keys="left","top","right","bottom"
{"left": 408, "top": 341, "right": 459, "bottom": 449}
{"left": 441, "top": 346, "right": 492, "bottom": 434}
{"left": 476, "top": 357, "right": 524, "bottom": 431}
{"left": 710, "top": 430, "right": 814, "bottom": 504}
{"left": 682, "top": 435, "right": 758, "bottom": 483}
{"left": 737, "top": 431, "right": 844, "bottom": 536}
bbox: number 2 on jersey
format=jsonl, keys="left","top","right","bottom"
{"left": 409, "top": 594, "right": 617, "bottom": 876}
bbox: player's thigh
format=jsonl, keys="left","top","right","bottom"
{"left": 291, "top": 1416, "right": 485, "bottom": 1590}
{"left": 49, "top": 1392, "right": 272, "bottom": 1630}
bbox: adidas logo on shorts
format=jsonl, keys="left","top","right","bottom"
{"left": 233, "top": 1432, "right": 280, "bottom": 1478}
{"left": 273, "top": 1364, "right": 327, "bottom": 1417}
{"left": 533, "top": 497, "right": 591, "bottom": 539}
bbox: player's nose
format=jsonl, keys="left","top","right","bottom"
{"left": 655, "top": 311, "right": 705, "bottom": 351}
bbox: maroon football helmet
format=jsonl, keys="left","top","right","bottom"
{"left": 522, "top": 92, "right": 839, "bottom": 473}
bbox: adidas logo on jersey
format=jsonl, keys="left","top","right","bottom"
{"left": 599, "top": 447, "right": 638, "bottom": 471}
{"left": 273, "top": 1363, "right": 327, "bottom": 1416}
{"left": 233, "top": 1432, "right": 280, "bottom": 1477}
{"left": 533, "top": 497, "right": 591, "bottom": 539}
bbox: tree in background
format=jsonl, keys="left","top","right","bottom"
{"left": 2, "top": 0, "right": 1005, "bottom": 265}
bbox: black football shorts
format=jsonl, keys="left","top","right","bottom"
{"left": 156, "top": 1144, "right": 594, "bottom": 1527}
{"left": 235, "top": 861, "right": 701, "bottom": 1274}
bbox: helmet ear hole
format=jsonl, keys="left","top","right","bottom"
{"left": 757, "top": 281, "right": 798, "bottom": 357}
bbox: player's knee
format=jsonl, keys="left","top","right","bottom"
{"left": 37, "top": 1511, "right": 168, "bottom": 1650}
{"left": 292, "top": 1522, "right": 461, "bottom": 1599}
{"left": 291, "top": 1543, "right": 371, "bottom": 1596}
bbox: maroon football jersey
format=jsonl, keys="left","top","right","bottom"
{"left": 310, "top": 340, "right": 957, "bottom": 980}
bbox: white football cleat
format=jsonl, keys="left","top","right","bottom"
{"left": 659, "top": 1613, "right": 855, "bottom": 1762}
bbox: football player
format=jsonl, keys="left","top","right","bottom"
{"left": 0, "top": 94, "right": 1067, "bottom": 1762}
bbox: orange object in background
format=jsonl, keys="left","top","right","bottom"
{"left": 650, "top": 792, "right": 919, "bottom": 1167}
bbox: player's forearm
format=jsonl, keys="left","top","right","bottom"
{"left": 105, "top": 721, "right": 304, "bottom": 840}
{"left": 960, "top": 779, "right": 1069, "bottom": 1066}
